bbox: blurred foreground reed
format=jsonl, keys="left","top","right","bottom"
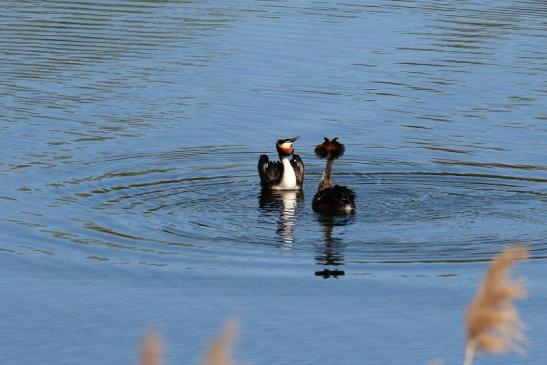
{"left": 139, "top": 320, "right": 238, "bottom": 365}
{"left": 139, "top": 330, "right": 162, "bottom": 365}
{"left": 463, "top": 245, "right": 528, "bottom": 365}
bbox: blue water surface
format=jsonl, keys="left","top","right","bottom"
{"left": 1, "top": 1, "right": 546, "bottom": 364}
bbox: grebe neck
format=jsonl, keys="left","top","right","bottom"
{"left": 318, "top": 158, "right": 334, "bottom": 191}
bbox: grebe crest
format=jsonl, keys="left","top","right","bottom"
{"left": 314, "top": 137, "right": 345, "bottom": 160}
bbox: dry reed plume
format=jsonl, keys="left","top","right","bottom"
{"left": 464, "top": 246, "right": 528, "bottom": 365}
{"left": 139, "top": 330, "right": 163, "bottom": 365}
{"left": 202, "top": 319, "right": 239, "bottom": 365}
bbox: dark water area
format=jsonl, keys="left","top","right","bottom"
{"left": 1, "top": 1, "right": 546, "bottom": 364}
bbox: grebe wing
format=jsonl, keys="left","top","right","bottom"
{"left": 258, "top": 154, "right": 282, "bottom": 186}
{"left": 290, "top": 154, "right": 305, "bottom": 186}
{"left": 336, "top": 185, "right": 356, "bottom": 203}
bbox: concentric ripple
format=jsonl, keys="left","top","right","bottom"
{"left": 3, "top": 143, "right": 546, "bottom": 272}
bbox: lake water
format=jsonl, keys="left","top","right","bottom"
{"left": 1, "top": 1, "right": 546, "bottom": 364}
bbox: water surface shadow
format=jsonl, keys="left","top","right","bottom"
{"left": 314, "top": 213, "right": 355, "bottom": 279}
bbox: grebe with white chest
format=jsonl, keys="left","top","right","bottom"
{"left": 258, "top": 136, "right": 304, "bottom": 191}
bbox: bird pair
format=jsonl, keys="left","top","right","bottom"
{"left": 258, "top": 136, "right": 356, "bottom": 214}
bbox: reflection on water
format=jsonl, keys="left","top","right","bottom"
{"left": 314, "top": 214, "right": 355, "bottom": 279}
{"left": 260, "top": 188, "right": 356, "bottom": 278}
{"left": 259, "top": 189, "right": 303, "bottom": 249}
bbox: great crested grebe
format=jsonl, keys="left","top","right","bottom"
{"left": 312, "top": 137, "right": 356, "bottom": 213}
{"left": 258, "top": 136, "right": 304, "bottom": 190}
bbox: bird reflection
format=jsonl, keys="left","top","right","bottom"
{"left": 259, "top": 189, "right": 303, "bottom": 249}
{"left": 314, "top": 213, "right": 354, "bottom": 279}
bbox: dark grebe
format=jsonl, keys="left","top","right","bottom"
{"left": 258, "top": 136, "right": 304, "bottom": 190}
{"left": 312, "top": 137, "right": 355, "bottom": 213}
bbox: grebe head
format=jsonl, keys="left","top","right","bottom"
{"left": 276, "top": 136, "right": 299, "bottom": 157}
{"left": 314, "top": 137, "right": 345, "bottom": 160}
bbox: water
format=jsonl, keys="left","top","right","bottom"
{"left": 1, "top": 1, "right": 546, "bottom": 364}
